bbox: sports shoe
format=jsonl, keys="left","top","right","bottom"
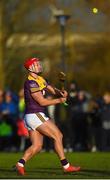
{"left": 15, "top": 163, "right": 25, "bottom": 175}
{"left": 64, "top": 165, "right": 81, "bottom": 173}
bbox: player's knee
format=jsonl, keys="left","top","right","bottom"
{"left": 33, "top": 143, "right": 42, "bottom": 153}
{"left": 59, "top": 131, "right": 63, "bottom": 140}
{"left": 36, "top": 143, "right": 43, "bottom": 152}
{"left": 54, "top": 131, "right": 63, "bottom": 141}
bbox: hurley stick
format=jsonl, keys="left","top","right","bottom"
{"left": 58, "top": 71, "right": 68, "bottom": 106}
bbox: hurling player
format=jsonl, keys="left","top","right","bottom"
{"left": 15, "top": 57, "right": 80, "bottom": 175}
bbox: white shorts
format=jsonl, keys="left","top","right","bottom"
{"left": 24, "top": 112, "right": 49, "bottom": 131}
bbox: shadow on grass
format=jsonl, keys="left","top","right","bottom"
{"left": 0, "top": 167, "right": 110, "bottom": 178}
{"left": 0, "top": 168, "right": 12, "bottom": 173}
{"left": 0, "top": 167, "right": 79, "bottom": 176}
{"left": 26, "top": 167, "right": 110, "bottom": 177}
{"left": 28, "top": 167, "right": 65, "bottom": 175}
{"left": 28, "top": 167, "right": 110, "bottom": 178}
{"left": 80, "top": 168, "right": 110, "bottom": 177}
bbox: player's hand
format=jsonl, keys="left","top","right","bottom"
{"left": 59, "top": 97, "right": 67, "bottom": 103}
{"left": 60, "top": 90, "right": 68, "bottom": 98}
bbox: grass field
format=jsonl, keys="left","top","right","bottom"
{"left": 0, "top": 152, "right": 110, "bottom": 179}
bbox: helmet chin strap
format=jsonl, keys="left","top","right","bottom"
{"left": 28, "top": 70, "right": 42, "bottom": 75}
{"left": 28, "top": 68, "right": 42, "bottom": 75}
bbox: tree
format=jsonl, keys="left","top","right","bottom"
{"left": 0, "top": 0, "right": 5, "bottom": 89}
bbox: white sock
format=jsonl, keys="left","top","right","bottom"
{"left": 18, "top": 162, "right": 24, "bottom": 167}
{"left": 63, "top": 163, "right": 70, "bottom": 169}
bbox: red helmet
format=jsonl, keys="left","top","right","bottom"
{"left": 24, "top": 57, "right": 40, "bottom": 69}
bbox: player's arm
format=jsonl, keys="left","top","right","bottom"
{"left": 47, "top": 84, "right": 68, "bottom": 98}
{"left": 31, "top": 91, "right": 66, "bottom": 106}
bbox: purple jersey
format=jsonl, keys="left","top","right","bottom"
{"left": 24, "top": 75, "right": 48, "bottom": 113}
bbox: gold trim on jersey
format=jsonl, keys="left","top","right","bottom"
{"left": 30, "top": 87, "right": 40, "bottom": 93}
{"left": 28, "top": 75, "right": 47, "bottom": 91}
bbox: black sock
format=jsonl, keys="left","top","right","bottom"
{"left": 60, "top": 159, "right": 69, "bottom": 166}
{"left": 18, "top": 159, "right": 25, "bottom": 165}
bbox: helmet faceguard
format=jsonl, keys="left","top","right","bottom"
{"left": 24, "top": 57, "right": 43, "bottom": 74}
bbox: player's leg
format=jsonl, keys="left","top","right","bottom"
{"left": 37, "top": 120, "right": 65, "bottom": 159}
{"left": 22, "top": 130, "right": 43, "bottom": 162}
{"left": 37, "top": 120, "right": 80, "bottom": 172}
{"left": 15, "top": 130, "right": 43, "bottom": 175}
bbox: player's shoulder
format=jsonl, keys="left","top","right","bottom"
{"left": 24, "top": 79, "right": 40, "bottom": 93}
{"left": 25, "top": 76, "right": 39, "bottom": 88}
{"left": 29, "top": 80, "right": 39, "bottom": 88}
